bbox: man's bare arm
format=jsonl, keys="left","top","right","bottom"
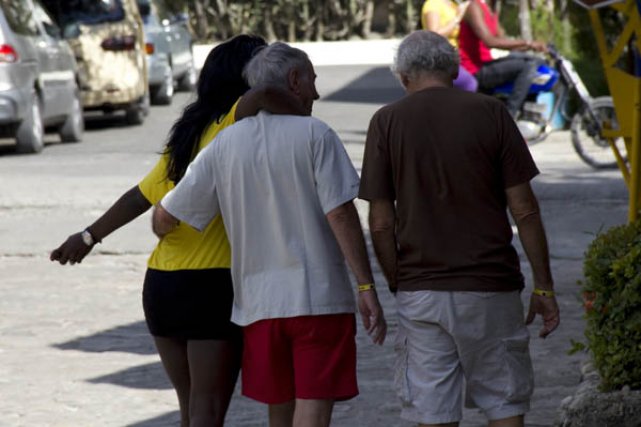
{"left": 368, "top": 199, "right": 398, "bottom": 293}
{"left": 506, "top": 182, "right": 553, "bottom": 288}
{"left": 506, "top": 182, "right": 560, "bottom": 338}
{"left": 326, "top": 202, "right": 375, "bottom": 284}
{"left": 464, "top": 1, "right": 542, "bottom": 51}
{"left": 235, "top": 86, "right": 307, "bottom": 120}
{"left": 326, "top": 201, "right": 386, "bottom": 345}
{"left": 152, "top": 203, "right": 179, "bottom": 238}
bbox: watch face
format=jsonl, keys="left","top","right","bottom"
{"left": 81, "top": 230, "right": 93, "bottom": 246}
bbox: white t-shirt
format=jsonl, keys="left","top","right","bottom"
{"left": 161, "top": 112, "right": 359, "bottom": 326}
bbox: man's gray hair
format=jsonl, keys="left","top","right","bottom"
{"left": 392, "top": 31, "right": 460, "bottom": 79}
{"left": 243, "top": 42, "right": 310, "bottom": 88}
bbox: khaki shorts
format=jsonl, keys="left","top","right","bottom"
{"left": 395, "top": 290, "right": 533, "bottom": 424}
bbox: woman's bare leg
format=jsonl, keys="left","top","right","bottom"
{"left": 187, "top": 339, "right": 242, "bottom": 427}
{"left": 154, "top": 336, "right": 191, "bottom": 427}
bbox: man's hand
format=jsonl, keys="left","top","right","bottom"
{"left": 528, "top": 40, "right": 548, "bottom": 53}
{"left": 152, "top": 203, "right": 179, "bottom": 238}
{"left": 50, "top": 233, "right": 93, "bottom": 265}
{"left": 526, "top": 293, "right": 560, "bottom": 338}
{"left": 236, "top": 86, "right": 308, "bottom": 120}
{"left": 357, "top": 290, "right": 387, "bottom": 345}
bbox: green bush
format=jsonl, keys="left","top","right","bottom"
{"left": 578, "top": 220, "right": 641, "bottom": 391}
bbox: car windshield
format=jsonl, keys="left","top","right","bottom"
{"left": 42, "top": 0, "right": 125, "bottom": 26}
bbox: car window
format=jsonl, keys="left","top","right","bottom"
{"left": 0, "top": 0, "right": 39, "bottom": 36}
{"left": 41, "top": 0, "right": 125, "bottom": 27}
{"left": 136, "top": 0, "right": 159, "bottom": 26}
{"left": 33, "top": 2, "right": 62, "bottom": 39}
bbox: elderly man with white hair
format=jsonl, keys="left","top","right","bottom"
{"left": 152, "top": 42, "right": 387, "bottom": 427}
{"left": 359, "top": 31, "right": 560, "bottom": 427}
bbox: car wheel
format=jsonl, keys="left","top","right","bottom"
{"left": 16, "top": 91, "right": 44, "bottom": 154}
{"left": 151, "top": 68, "right": 173, "bottom": 105}
{"left": 125, "top": 92, "right": 149, "bottom": 125}
{"left": 125, "top": 104, "right": 144, "bottom": 125}
{"left": 177, "top": 60, "right": 197, "bottom": 92}
{"left": 59, "top": 91, "right": 84, "bottom": 142}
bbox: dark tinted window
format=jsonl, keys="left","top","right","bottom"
{"left": 136, "top": 0, "right": 151, "bottom": 18}
{"left": 33, "top": 2, "right": 61, "bottom": 39}
{"left": 0, "top": 0, "right": 39, "bottom": 36}
{"left": 41, "top": 0, "right": 124, "bottom": 27}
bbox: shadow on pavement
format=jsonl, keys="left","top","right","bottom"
{"left": 83, "top": 112, "right": 134, "bottom": 131}
{"left": 88, "top": 360, "right": 172, "bottom": 390}
{"left": 324, "top": 67, "right": 404, "bottom": 104}
{"left": 126, "top": 410, "right": 181, "bottom": 427}
{"left": 53, "top": 320, "right": 156, "bottom": 355}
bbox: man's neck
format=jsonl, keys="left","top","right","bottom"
{"left": 406, "top": 76, "right": 452, "bottom": 94}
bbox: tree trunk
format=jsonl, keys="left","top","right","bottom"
{"left": 192, "top": 0, "right": 209, "bottom": 40}
{"left": 362, "top": 0, "right": 374, "bottom": 38}
{"left": 264, "top": 5, "right": 277, "bottom": 42}
{"left": 559, "top": 0, "right": 572, "bottom": 52}
{"left": 386, "top": 1, "right": 396, "bottom": 37}
{"left": 301, "top": 1, "right": 314, "bottom": 41}
{"left": 494, "top": 0, "right": 503, "bottom": 18}
{"left": 286, "top": 3, "right": 296, "bottom": 42}
{"left": 518, "top": 0, "right": 532, "bottom": 41}
{"left": 404, "top": 0, "right": 414, "bottom": 34}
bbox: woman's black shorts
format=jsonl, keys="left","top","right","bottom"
{"left": 142, "top": 268, "right": 241, "bottom": 341}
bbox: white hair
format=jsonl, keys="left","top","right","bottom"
{"left": 392, "top": 31, "right": 460, "bottom": 80}
{"left": 243, "top": 42, "right": 310, "bottom": 88}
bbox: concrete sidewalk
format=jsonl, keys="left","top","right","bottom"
{"left": 0, "top": 129, "right": 628, "bottom": 427}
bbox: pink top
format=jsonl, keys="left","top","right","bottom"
{"left": 458, "top": 0, "right": 498, "bottom": 74}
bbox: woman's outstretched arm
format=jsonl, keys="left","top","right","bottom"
{"left": 50, "top": 186, "right": 152, "bottom": 265}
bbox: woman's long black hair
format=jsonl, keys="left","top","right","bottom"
{"left": 164, "top": 34, "right": 267, "bottom": 183}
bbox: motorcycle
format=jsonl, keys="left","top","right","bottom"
{"left": 489, "top": 45, "right": 623, "bottom": 169}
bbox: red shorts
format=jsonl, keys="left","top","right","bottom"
{"left": 241, "top": 313, "right": 358, "bottom": 404}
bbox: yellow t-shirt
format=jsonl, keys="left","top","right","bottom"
{"left": 138, "top": 101, "right": 238, "bottom": 271}
{"left": 421, "top": 0, "right": 460, "bottom": 47}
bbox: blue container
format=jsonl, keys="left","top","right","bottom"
{"left": 536, "top": 91, "right": 565, "bottom": 130}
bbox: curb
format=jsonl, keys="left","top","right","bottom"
{"left": 193, "top": 38, "right": 401, "bottom": 69}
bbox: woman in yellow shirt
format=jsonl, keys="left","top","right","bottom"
{"left": 421, "top": 0, "right": 478, "bottom": 91}
{"left": 50, "top": 35, "right": 301, "bottom": 426}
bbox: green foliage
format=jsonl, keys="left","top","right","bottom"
{"left": 530, "top": 6, "right": 567, "bottom": 53}
{"left": 580, "top": 220, "right": 641, "bottom": 391}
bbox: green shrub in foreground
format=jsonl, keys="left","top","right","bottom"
{"left": 577, "top": 220, "right": 641, "bottom": 391}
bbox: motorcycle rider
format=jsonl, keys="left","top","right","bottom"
{"left": 459, "top": 0, "right": 547, "bottom": 118}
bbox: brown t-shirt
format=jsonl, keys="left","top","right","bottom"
{"left": 359, "top": 87, "right": 539, "bottom": 292}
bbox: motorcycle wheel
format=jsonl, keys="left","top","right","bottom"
{"left": 571, "top": 96, "right": 625, "bottom": 169}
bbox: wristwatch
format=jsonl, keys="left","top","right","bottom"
{"left": 81, "top": 228, "right": 95, "bottom": 246}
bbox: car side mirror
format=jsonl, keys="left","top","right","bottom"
{"left": 44, "top": 23, "right": 62, "bottom": 39}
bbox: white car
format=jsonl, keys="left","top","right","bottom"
{"left": 0, "top": 0, "right": 82, "bottom": 153}
{"left": 137, "top": 0, "right": 197, "bottom": 105}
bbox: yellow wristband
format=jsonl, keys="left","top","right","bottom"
{"left": 358, "top": 283, "right": 375, "bottom": 292}
{"left": 532, "top": 288, "right": 555, "bottom": 297}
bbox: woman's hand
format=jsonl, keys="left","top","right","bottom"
{"left": 50, "top": 232, "right": 94, "bottom": 265}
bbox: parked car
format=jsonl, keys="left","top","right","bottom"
{"left": 42, "top": 0, "right": 149, "bottom": 125}
{"left": 136, "top": 0, "right": 196, "bottom": 105}
{"left": 0, "top": 0, "right": 83, "bottom": 153}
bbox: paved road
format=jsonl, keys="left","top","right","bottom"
{"left": 0, "top": 64, "right": 629, "bottom": 426}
